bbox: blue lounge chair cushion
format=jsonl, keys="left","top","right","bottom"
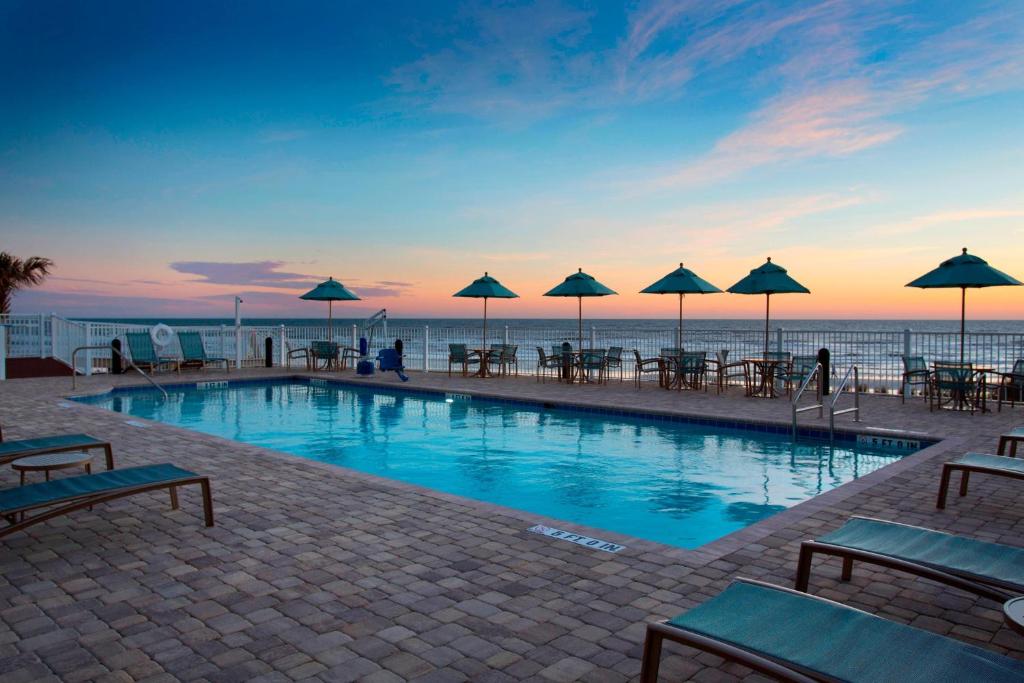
{"left": 819, "top": 517, "right": 1024, "bottom": 589}
{"left": 0, "top": 464, "right": 199, "bottom": 513}
{"left": 668, "top": 581, "right": 1024, "bottom": 682}
{"left": 0, "top": 434, "right": 105, "bottom": 458}
{"left": 955, "top": 452, "right": 1024, "bottom": 473}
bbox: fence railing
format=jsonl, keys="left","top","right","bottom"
{"left": 7, "top": 316, "right": 1024, "bottom": 393}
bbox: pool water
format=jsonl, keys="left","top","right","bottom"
{"left": 76, "top": 380, "right": 911, "bottom": 549}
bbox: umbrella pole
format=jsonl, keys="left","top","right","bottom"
{"left": 578, "top": 296, "right": 583, "bottom": 350}
{"left": 960, "top": 286, "right": 966, "bottom": 365}
{"left": 764, "top": 294, "right": 771, "bottom": 356}
{"left": 328, "top": 301, "right": 333, "bottom": 343}
{"left": 678, "top": 293, "right": 683, "bottom": 349}
{"left": 483, "top": 297, "right": 488, "bottom": 350}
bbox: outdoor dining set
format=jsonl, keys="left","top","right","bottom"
{"left": 901, "top": 355, "right": 1024, "bottom": 414}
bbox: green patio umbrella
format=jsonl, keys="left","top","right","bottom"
{"left": 544, "top": 268, "right": 617, "bottom": 349}
{"left": 299, "top": 277, "right": 361, "bottom": 341}
{"left": 727, "top": 258, "right": 809, "bottom": 356}
{"left": 906, "top": 248, "right": 1021, "bottom": 364}
{"left": 453, "top": 272, "right": 519, "bottom": 349}
{"left": 641, "top": 262, "right": 722, "bottom": 348}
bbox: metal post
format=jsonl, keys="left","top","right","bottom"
{"left": 504, "top": 325, "right": 509, "bottom": 345}
{"left": 51, "top": 314, "right": 59, "bottom": 362}
{"left": 352, "top": 324, "right": 357, "bottom": 351}
{"left": 279, "top": 325, "right": 286, "bottom": 367}
{"left": 590, "top": 326, "right": 596, "bottom": 349}
{"left": 84, "top": 323, "right": 93, "bottom": 376}
{"left": 424, "top": 325, "right": 430, "bottom": 373}
{"left": 775, "top": 327, "right": 783, "bottom": 353}
{"left": 0, "top": 324, "right": 7, "bottom": 381}
{"left": 903, "top": 328, "right": 912, "bottom": 399}
{"left": 235, "top": 326, "right": 242, "bottom": 370}
{"left": 39, "top": 312, "right": 46, "bottom": 358}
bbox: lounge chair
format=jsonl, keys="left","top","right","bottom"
{"left": 795, "top": 516, "right": 1024, "bottom": 603}
{"left": 937, "top": 452, "right": 1024, "bottom": 509}
{"left": 448, "top": 344, "right": 480, "bottom": 377}
{"left": 998, "top": 427, "right": 1024, "bottom": 456}
{"left": 1, "top": 464, "right": 213, "bottom": 539}
{"left": 125, "top": 332, "right": 179, "bottom": 374}
{"left": 639, "top": 578, "right": 1024, "bottom": 683}
{"left": 997, "top": 359, "right": 1024, "bottom": 411}
{"left": 900, "top": 355, "right": 930, "bottom": 403}
{"left": 178, "top": 331, "right": 230, "bottom": 372}
{"left": 0, "top": 425, "right": 114, "bottom": 470}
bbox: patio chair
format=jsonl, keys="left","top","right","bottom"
{"left": 795, "top": 516, "right": 1024, "bottom": 603}
{"left": 675, "top": 351, "right": 707, "bottom": 391}
{"left": 177, "top": 331, "right": 230, "bottom": 372}
{"left": 578, "top": 349, "right": 607, "bottom": 384}
{"left": 937, "top": 452, "right": 1024, "bottom": 509}
{"left": 1, "top": 464, "right": 213, "bottom": 539}
{"left": 535, "top": 347, "right": 561, "bottom": 383}
{"left": 310, "top": 341, "right": 340, "bottom": 371}
{"left": 633, "top": 350, "right": 663, "bottom": 389}
{"left": 900, "top": 355, "right": 930, "bottom": 403}
{"left": 930, "top": 362, "right": 982, "bottom": 413}
{"left": 639, "top": 578, "right": 1024, "bottom": 683}
{"left": 0, "top": 425, "right": 114, "bottom": 470}
{"left": 603, "top": 346, "right": 624, "bottom": 382}
{"left": 448, "top": 344, "right": 480, "bottom": 377}
{"left": 781, "top": 354, "right": 819, "bottom": 396}
{"left": 285, "top": 340, "right": 311, "bottom": 369}
{"left": 997, "top": 359, "right": 1024, "bottom": 411}
{"left": 712, "top": 350, "right": 746, "bottom": 394}
{"left": 125, "top": 332, "right": 179, "bottom": 374}
{"left": 488, "top": 344, "right": 519, "bottom": 376}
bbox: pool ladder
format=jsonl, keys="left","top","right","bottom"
{"left": 792, "top": 363, "right": 860, "bottom": 442}
{"left": 71, "top": 344, "right": 168, "bottom": 399}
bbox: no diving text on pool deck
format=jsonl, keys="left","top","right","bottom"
{"left": 528, "top": 525, "right": 625, "bottom": 553}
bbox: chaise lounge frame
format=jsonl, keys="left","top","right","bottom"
{"left": 0, "top": 426, "right": 114, "bottom": 470}
{"left": 936, "top": 452, "right": 1024, "bottom": 509}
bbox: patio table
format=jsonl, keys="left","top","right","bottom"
{"left": 743, "top": 358, "right": 785, "bottom": 398}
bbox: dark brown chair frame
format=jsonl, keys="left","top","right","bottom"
{"left": 794, "top": 516, "right": 1018, "bottom": 604}
{"left": 640, "top": 579, "right": 833, "bottom": 683}
{"left": 633, "top": 350, "right": 664, "bottom": 389}
{"left": 937, "top": 453, "right": 1024, "bottom": 509}
{"left": 998, "top": 432, "right": 1024, "bottom": 457}
{"left": 1, "top": 473, "right": 214, "bottom": 539}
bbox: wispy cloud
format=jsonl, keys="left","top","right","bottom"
{"left": 169, "top": 261, "right": 321, "bottom": 289}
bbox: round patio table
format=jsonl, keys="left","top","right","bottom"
{"left": 742, "top": 358, "right": 784, "bottom": 398}
{"left": 472, "top": 349, "right": 494, "bottom": 378}
{"left": 12, "top": 451, "right": 93, "bottom": 486}
{"left": 1003, "top": 597, "right": 1024, "bottom": 636}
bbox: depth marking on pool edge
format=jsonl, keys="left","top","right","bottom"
{"left": 528, "top": 525, "right": 625, "bottom": 553}
{"left": 197, "top": 381, "right": 228, "bottom": 390}
{"left": 856, "top": 434, "right": 920, "bottom": 450}
{"left": 445, "top": 392, "right": 472, "bottom": 402}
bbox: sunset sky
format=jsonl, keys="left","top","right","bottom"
{"left": 2, "top": 1, "right": 1023, "bottom": 320}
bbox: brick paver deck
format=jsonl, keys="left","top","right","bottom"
{"left": 1, "top": 368, "right": 1022, "bottom": 682}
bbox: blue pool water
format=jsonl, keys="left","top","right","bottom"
{"left": 75, "top": 380, "right": 914, "bottom": 548}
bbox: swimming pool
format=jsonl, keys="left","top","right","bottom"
{"left": 75, "top": 379, "right": 916, "bottom": 549}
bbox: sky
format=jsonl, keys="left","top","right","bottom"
{"left": 2, "top": 0, "right": 1023, "bottom": 320}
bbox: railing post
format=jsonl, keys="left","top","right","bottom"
{"left": 903, "top": 328, "right": 912, "bottom": 399}
{"left": 504, "top": 325, "right": 509, "bottom": 345}
{"left": 424, "top": 325, "right": 430, "bottom": 373}
{"left": 0, "top": 324, "right": 7, "bottom": 381}
{"left": 235, "top": 324, "right": 242, "bottom": 370}
{"left": 84, "top": 323, "right": 93, "bottom": 376}
{"left": 279, "top": 325, "right": 286, "bottom": 367}
{"left": 38, "top": 312, "right": 46, "bottom": 358}
{"left": 352, "top": 324, "right": 357, "bottom": 351}
{"left": 775, "top": 327, "right": 784, "bottom": 353}
{"left": 591, "top": 326, "right": 596, "bottom": 349}
{"left": 51, "top": 313, "right": 60, "bottom": 363}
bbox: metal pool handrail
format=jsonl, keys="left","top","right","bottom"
{"left": 791, "top": 362, "right": 823, "bottom": 440}
{"left": 71, "top": 344, "right": 168, "bottom": 399}
{"left": 829, "top": 364, "right": 861, "bottom": 441}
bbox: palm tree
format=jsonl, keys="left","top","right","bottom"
{"left": 0, "top": 252, "right": 54, "bottom": 315}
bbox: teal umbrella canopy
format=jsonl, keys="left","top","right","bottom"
{"left": 544, "top": 268, "right": 617, "bottom": 349}
{"left": 641, "top": 263, "right": 722, "bottom": 295}
{"left": 727, "top": 258, "right": 809, "bottom": 355}
{"left": 906, "top": 248, "right": 1021, "bottom": 363}
{"left": 906, "top": 248, "right": 1022, "bottom": 289}
{"left": 453, "top": 273, "right": 518, "bottom": 350}
{"left": 544, "top": 268, "right": 617, "bottom": 297}
{"left": 453, "top": 272, "right": 519, "bottom": 299}
{"left": 727, "top": 258, "right": 810, "bottom": 295}
{"left": 300, "top": 277, "right": 361, "bottom": 301}
{"left": 641, "top": 263, "right": 722, "bottom": 348}
{"left": 299, "top": 277, "right": 360, "bottom": 342}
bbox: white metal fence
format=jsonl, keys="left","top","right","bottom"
{"left": 5, "top": 315, "right": 1024, "bottom": 392}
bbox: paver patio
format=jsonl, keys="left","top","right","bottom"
{"left": 1, "top": 368, "right": 1022, "bottom": 682}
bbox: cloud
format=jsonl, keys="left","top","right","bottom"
{"left": 169, "top": 261, "right": 322, "bottom": 289}
{"left": 867, "top": 208, "right": 1024, "bottom": 238}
